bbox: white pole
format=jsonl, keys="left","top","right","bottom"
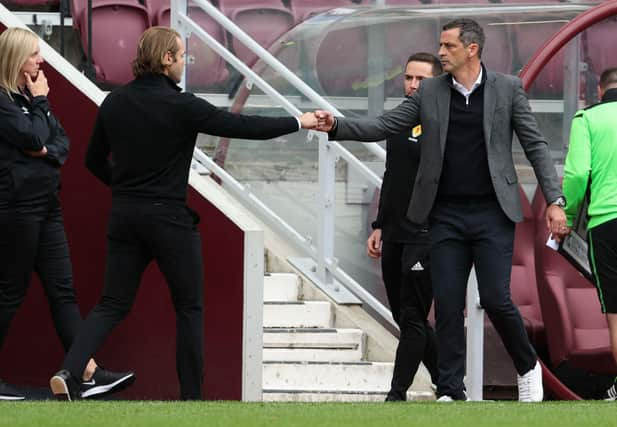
{"left": 465, "top": 268, "right": 484, "bottom": 401}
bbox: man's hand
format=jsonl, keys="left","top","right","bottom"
{"left": 367, "top": 229, "right": 382, "bottom": 258}
{"left": 546, "top": 204, "right": 569, "bottom": 242}
{"left": 314, "top": 110, "right": 335, "bottom": 132}
{"left": 298, "top": 112, "right": 318, "bottom": 129}
{"left": 24, "top": 146, "right": 48, "bottom": 158}
{"left": 25, "top": 70, "right": 49, "bottom": 98}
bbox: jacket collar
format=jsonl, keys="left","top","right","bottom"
{"left": 601, "top": 87, "right": 617, "bottom": 103}
{"left": 483, "top": 66, "right": 497, "bottom": 147}
{"left": 8, "top": 86, "right": 33, "bottom": 105}
{"left": 134, "top": 73, "right": 182, "bottom": 92}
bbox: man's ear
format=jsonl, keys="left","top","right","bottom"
{"left": 161, "top": 50, "right": 172, "bottom": 67}
{"left": 468, "top": 43, "right": 479, "bottom": 59}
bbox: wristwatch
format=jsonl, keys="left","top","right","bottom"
{"left": 550, "top": 196, "right": 566, "bottom": 208}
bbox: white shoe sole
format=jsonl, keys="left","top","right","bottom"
{"left": 50, "top": 376, "right": 72, "bottom": 401}
{"left": 81, "top": 373, "right": 135, "bottom": 398}
{"left": 0, "top": 395, "right": 25, "bottom": 401}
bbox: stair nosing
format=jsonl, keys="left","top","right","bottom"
{"left": 262, "top": 360, "right": 376, "bottom": 365}
{"left": 263, "top": 389, "right": 389, "bottom": 395}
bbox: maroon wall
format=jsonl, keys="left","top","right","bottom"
{"left": 0, "top": 24, "right": 245, "bottom": 400}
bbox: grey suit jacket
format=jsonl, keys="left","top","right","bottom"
{"left": 331, "top": 70, "right": 562, "bottom": 224}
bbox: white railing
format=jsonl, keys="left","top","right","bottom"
{"left": 171, "top": 0, "right": 393, "bottom": 321}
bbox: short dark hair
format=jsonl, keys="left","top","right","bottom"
{"left": 406, "top": 52, "right": 443, "bottom": 77}
{"left": 442, "top": 18, "right": 485, "bottom": 58}
{"left": 599, "top": 67, "right": 617, "bottom": 91}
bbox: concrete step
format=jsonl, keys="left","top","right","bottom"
{"left": 263, "top": 361, "right": 393, "bottom": 392}
{"left": 263, "top": 328, "right": 363, "bottom": 349}
{"left": 262, "top": 390, "right": 435, "bottom": 402}
{"left": 263, "top": 301, "right": 333, "bottom": 328}
{"left": 263, "top": 328, "right": 365, "bottom": 362}
{"left": 263, "top": 273, "right": 299, "bottom": 302}
{"left": 263, "top": 348, "right": 364, "bottom": 362}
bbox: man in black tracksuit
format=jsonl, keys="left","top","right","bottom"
{"left": 50, "top": 26, "right": 316, "bottom": 400}
{"left": 367, "top": 53, "right": 442, "bottom": 401}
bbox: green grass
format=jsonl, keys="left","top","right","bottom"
{"left": 1, "top": 401, "right": 616, "bottom": 427}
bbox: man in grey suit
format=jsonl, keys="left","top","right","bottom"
{"left": 313, "top": 18, "right": 569, "bottom": 402}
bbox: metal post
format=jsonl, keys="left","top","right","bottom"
{"left": 59, "top": 0, "right": 68, "bottom": 56}
{"left": 465, "top": 268, "right": 484, "bottom": 401}
{"left": 83, "top": 0, "right": 96, "bottom": 80}
{"left": 317, "top": 133, "right": 336, "bottom": 286}
{"left": 561, "top": 35, "right": 580, "bottom": 158}
{"left": 368, "top": 0, "right": 386, "bottom": 114}
{"left": 367, "top": 22, "right": 385, "bottom": 118}
{"left": 171, "top": 0, "right": 189, "bottom": 90}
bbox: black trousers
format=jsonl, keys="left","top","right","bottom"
{"left": 589, "top": 218, "right": 617, "bottom": 313}
{"left": 0, "top": 198, "right": 80, "bottom": 353}
{"left": 429, "top": 200, "right": 536, "bottom": 397}
{"left": 63, "top": 201, "right": 204, "bottom": 400}
{"left": 381, "top": 240, "right": 438, "bottom": 399}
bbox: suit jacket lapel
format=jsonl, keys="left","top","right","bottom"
{"left": 483, "top": 72, "right": 496, "bottom": 146}
{"left": 436, "top": 76, "right": 451, "bottom": 156}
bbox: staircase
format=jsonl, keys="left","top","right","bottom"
{"left": 262, "top": 272, "right": 435, "bottom": 402}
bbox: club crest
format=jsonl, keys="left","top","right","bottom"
{"left": 412, "top": 124, "right": 422, "bottom": 138}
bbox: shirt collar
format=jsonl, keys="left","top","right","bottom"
{"left": 451, "top": 66, "right": 483, "bottom": 98}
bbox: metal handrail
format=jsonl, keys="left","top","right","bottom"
{"left": 178, "top": 12, "right": 301, "bottom": 116}
{"left": 192, "top": 149, "right": 313, "bottom": 256}
{"left": 192, "top": 148, "right": 395, "bottom": 325}
{"left": 178, "top": 10, "right": 382, "bottom": 187}
{"left": 173, "top": 0, "right": 394, "bottom": 326}
{"left": 189, "top": 0, "right": 386, "bottom": 168}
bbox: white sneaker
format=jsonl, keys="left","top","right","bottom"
{"left": 517, "top": 361, "right": 543, "bottom": 402}
{"left": 436, "top": 391, "right": 468, "bottom": 402}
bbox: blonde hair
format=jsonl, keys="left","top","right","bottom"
{"left": 132, "top": 26, "right": 181, "bottom": 78}
{"left": 0, "top": 27, "right": 39, "bottom": 96}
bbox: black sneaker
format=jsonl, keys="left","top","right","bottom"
{"left": 385, "top": 390, "right": 406, "bottom": 402}
{"left": 80, "top": 368, "right": 135, "bottom": 399}
{"left": 0, "top": 380, "right": 25, "bottom": 401}
{"left": 604, "top": 382, "right": 617, "bottom": 401}
{"left": 50, "top": 370, "right": 80, "bottom": 401}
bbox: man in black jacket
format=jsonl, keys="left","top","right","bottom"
{"left": 367, "top": 53, "right": 442, "bottom": 401}
{"left": 50, "top": 26, "right": 317, "bottom": 400}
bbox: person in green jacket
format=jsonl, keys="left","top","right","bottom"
{"left": 563, "top": 67, "right": 617, "bottom": 399}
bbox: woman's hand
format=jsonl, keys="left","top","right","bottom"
{"left": 25, "top": 70, "right": 49, "bottom": 97}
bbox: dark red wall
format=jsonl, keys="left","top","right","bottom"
{"left": 0, "top": 24, "right": 245, "bottom": 400}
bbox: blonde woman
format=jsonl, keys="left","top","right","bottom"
{"left": 0, "top": 27, "right": 134, "bottom": 400}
